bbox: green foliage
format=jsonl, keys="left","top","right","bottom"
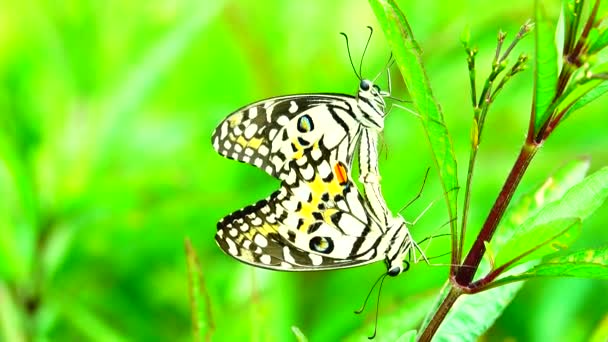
{"left": 493, "top": 246, "right": 608, "bottom": 285}
{"left": 369, "top": 0, "right": 459, "bottom": 252}
{"left": 433, "top": 280, "right": 524, "bottom": 341}
{"left": 534, "top": 2, "right": 559, "bottom": 129}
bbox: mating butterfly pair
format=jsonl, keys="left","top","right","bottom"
{"left": 211, "top": 32, "right": 423, "bottom": 277}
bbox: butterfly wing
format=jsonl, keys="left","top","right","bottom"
{"left": 211, "top": 94, "right": 363, "bottom": 181}
{"left": 215, "top": 154, "right": 387, "bottom": 271}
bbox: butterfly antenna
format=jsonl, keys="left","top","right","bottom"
{"left": 398, "top": 167, "right": 431, "bottom": 214}
{"left": 340, "top": 32, "right": 362, "bottom": 80}
{"left": 373, "top": 52, "right": 394, "bottom": 83}
{"left": 368, "top": 273, "right": 388, "bottom": 340}
{"left": 354, "top": 273, "right": 385, "bottom": 314}
{"left": 359, "top": 26, "right": 374, "bottom": 79}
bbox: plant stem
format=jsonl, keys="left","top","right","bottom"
{"left": 455, "top": 142, "right": 540, "bottom": 284}
{"left": 418, "top": 285, "right": 463, "bottom": 341}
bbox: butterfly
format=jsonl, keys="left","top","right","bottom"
{"left": 211, "top": 30, "right": 423, "bottom": 277}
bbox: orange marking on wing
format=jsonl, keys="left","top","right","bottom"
{"left": 334, "top": 162, "right": 348, "bottom": 185}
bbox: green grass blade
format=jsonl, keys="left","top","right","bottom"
{"left": 491, "top": 246, "right": 608, "bottom": 286}
{"left": 0, "top": 283, "right": 25, "bottom": 342}
{"left": 533, "top": 0, "right": 559, "bottom": 131}
{"left": 291, "top": 326, "right": 308, "bottom": 342}
{"left": 369, "top": 0, "right": 459, "bottom": 246}
{"left": 185, "top": 238, "right": 214, "bottom": 341}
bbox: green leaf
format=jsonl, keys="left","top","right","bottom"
{"left": 491, "top": 246, "right": 608, "bottom": 287}
{"left": 534, "top": 1, "right": 559, "bottom": 131}
{"left": 524, "top": 166, "right": 608, "bottom": 228}
{"left": 561, "top": 80, "right": 608, "bottom": 121}
{"left": 185, "top": 238, "right": 214, "bottom": 341}
{"left": 431, "top": 280, "right": 524, "bottom": 341}
{"left": 493, "top": 217, "right": 582, "bottom": 271}
{"left": 590, "top": 310, "right": 608, "bottom": 342}
{"left": 491, "top": 158, "right": 590, "bottom": 252}
{"left": 369, "top": 0, "right": 459, "bottom": 247}
{"left": 588, "top": 25, "right": 608, "bottom": 55}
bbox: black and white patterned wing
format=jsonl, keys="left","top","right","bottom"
{"left": 211, "top": 94, "right": 362, "bottom": 181}
{"left": 215, "top": 156, "right": 387, "bottom": 271}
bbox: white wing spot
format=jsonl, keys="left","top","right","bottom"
{"left": 223, "top": 141, "right": 232, "bottom": 150}
{"left": 301, "top": 163, "right": 315, "bottom": 180}
{"left": 286, "top": 169, "right": 297, "bottom": 185}
{"left": 225, "top": 238, "right": 238, "bottom": 256}
{"left": 268, "top": 128, "right": 278, "bottom": 140}
{"left": 220, "top": 123, "right": 229, "bottom": 139}
{"left": 296, "top": 155, "right": 308, "bottom": 166}
{"left": 248, "top": 107, "right": 258, "bottom": 119}
{"left": 309, "top": 253, "right": 323, "bottom": 266}
{"left": 277, "top": 115, "right": 289, "bottom": 126}
{"left": 318, "top": 161, "right": 331, "bottom": 179}
{"left": 258, "top": 145, "right": 269, "bottom": 156}
{"left": 229, "top": 229, "right": 238, "bottom": 237}
{"left": 239, "top": 222, "right": 249, "bottom": 232}
{"left": 244, "top": 124, "right": 258, "bottom": 139}
{"left": 265, "top": 165, "right": 274, "bottom": 174}
{"left": 338, "top": 214, "right": 367, "bottom": 236}
{"left": 272, "top": 156, "right": 283, "bottom": 168}
{"left": 254, "top": 234, "right": 268, "bottom": 247}
{"left": 260, "top": 254, "right": 272, "bottom": 265}
{"left": 244, "top": 148, "right": 254, "bottom": 156}
{"left": 289, "top": 101, "right": 298, "bottom": 113}
{"left": 283, "top": 246, "right": 296, "bottom": 264}
{"left": 310, "top": 148, "right": 322, "bottom": 160}
{"left": 234, "top": 144, "right": 243, "bottom": 153}
{"left": 251, "top": 217, "right": 263, "bottom": 226}
{"left": 254, "top": 158, "right": 263, "bottom": 167}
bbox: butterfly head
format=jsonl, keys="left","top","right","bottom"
{"left": 357, "top": 79, "right": 389, "bottom": 129}
{"left": 383, "top": 217, "right": 413, "bottom": 277}
{"left": 386, "top": 259, "right": 410, "bottom": 277}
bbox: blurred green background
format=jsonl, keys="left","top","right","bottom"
{"left": 1, "top": 0, "right": 607, "bottom": 341}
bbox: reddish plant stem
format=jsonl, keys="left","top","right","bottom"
{"left": 455, "top": 142, "right": 540, "bottom": 285}
{"left": 418, "top": 285, "right": 463, "bottom": 342}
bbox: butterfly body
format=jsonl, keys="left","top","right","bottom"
{"left": 212, "top": 79, "right": 417, "bottom": 276}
